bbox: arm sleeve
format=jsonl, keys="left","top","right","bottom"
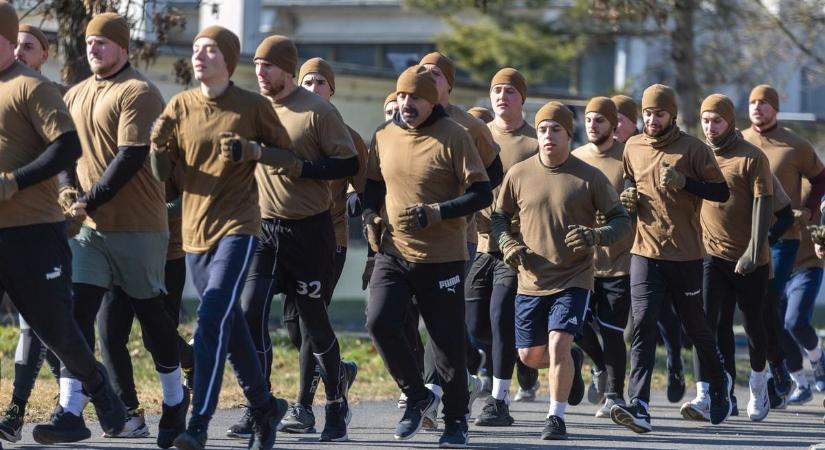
{"left": 769, "top": 204, "right": 794, "bottom": 245}
{"left": 595, "top": 203, "right": 632, "bottom": 247}
{"left": 151, "top": 150, "right": 172, "bottom": 182}
{"left": 683, "top": 177, "right": 730, "bottom": 202}
{"left": 299, "top": 156, "right": 359, "bottom": 180}
{"left": 363, "top": 178, "right": 386, "bottom": 217}
{"left": 749, "top": 195, "right": 772, "bottom": 258}
{"left": 13, "top": 131, "right": 82, "bottom": 190}
{"left": 485, "top": 155, "right": 504, "bottom": 189}
{"left": 438, "top": 181, "right": 493, "bottom": 219}
{"left": 80, "top": 145, "right": 149, "bottom": 213}
{"left": 349, "top": 129, "right": 369, "bottom": 193}
{"left": 805, "top": 169, "right": 825, "bottom": 213}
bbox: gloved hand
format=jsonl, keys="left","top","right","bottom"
{"left": 808, "top": 225, "right": 825, "bottom": 245}
{"left": 363, "top": 211, "right": 383, "bottom": 253}
{"left": 500, "top": 238, "right": 532, "bottom": 272}
{"left": 67, "top": 201, "right": 87, "bottom": 221}
{"left": 816, "top": 243, "right": 825, "bottom": 260}
{"left": 346, "top": 192, "right": 363, "bottom": 218}
{"left": 564, "top": 225, "right": 599, "bottom": 252}
{"left": 219, "top": 132, "right": 261, "bottom": 163}
{"left": 595, "top": 210, "right": 606, "bottom": 227}
{"left": 397, "top": 203, "right": 441, "bottom": 233}
{"left": 362, "top": 256, "right": 375, "bottom": 290}
{"left": 793, "top": 208, "right": 811, "bottom": 227}
{"left": 0, "top": 172, "right": 18, "bottom": 201}
{"left": 58, "top": 187, "right": 79, "bottom": 212}
{"left": 150, "top": 115, "right": 176, "bottom": 153}
{"left": 620, "top": 187, "right": 638, "bottom": 215}
{"left": 660, "top": 162, "right": 685, "bottom": 190}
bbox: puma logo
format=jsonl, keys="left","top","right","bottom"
{"left": 685, "top": 289, "right": 701, "bottom": 297}
{"left": 45, "top": 266, "right": 62, "bottom": 280}
{"left": 438, "top": 275, "right": 461, "bottom": 293}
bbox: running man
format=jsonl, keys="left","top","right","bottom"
{"left": 611, "top": 84, "right": 732, "bottom": 433}
{"left": 491, "top": 100, "right": 631, "bottom": 439}
{"left": 0, "top": 1, "right": 126, "bottom": 443}
{"left": 233, "top": 35, "right": 359, "bottom": 443}
{"left": 34, "top": 13, "right": 186, "bottom": 447}
{"left": 365, "top": 65, "right": 492, "bottom": 447}
{"left": 150, "top": 25, "right": 292, "bottom": 450}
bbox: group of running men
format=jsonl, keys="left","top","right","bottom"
{"left": 1, "top": 2, "right": 825, "bottom": 449}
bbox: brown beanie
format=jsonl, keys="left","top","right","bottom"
{"left": 19, "top": 24, "right": 47, "bottom": 51}
{"left": 419, "top": 52, "right": 455, "bottom": 88}
{"left": 534, "top": 101, "right": 574, "bottom": 136}
{"left": 468, "top": 106, "right": 494, "bottom": 124}
{"left": 86, "top": 13, "right": 130, "bottom": 50}
{"left": 298, "top": 57, "right": 335, "bottom": 93}
{"left": 749, "top": 84, "right": 780, "bottom": 112}
{"left": 254, "top": 35, "right": 297, "bottom": 75}
{"left": 195, "top": 26, "right": 240, "bottom": 77}
{"left": 585, "top": 96, "right": 618, "bottom": 128}
{"left": 396, "top": 65, "right": 438, "bottom": 105}
{"left": 0, "top": 1, "right": 17, "bottom": 45}
{"left": 384, "top": 91, "right": 397, "bottom": 108}
{"left": 611, "top": 94, "right": 637, "bottom": 124}
{"left": 641, "top": 84, "right": 677, "bottom": 117}
{"left": 701, "top": 94, "right": 735, "bottom": 131}
{"left": 490, "top": 68, "right": 527, "bottom": 103}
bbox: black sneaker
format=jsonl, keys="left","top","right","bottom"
{"left": 157, "top": 387, "right": 190, "bottom": 449}
{"left": 320, "top": 399, "right": 351, "bottom": 442}
{"left": 84, "top": 363, "right": 127, "bottom": 436}
{"left": 610, "top": 400, "right": 652, "bottom": 434}
{"left": 541, "top": 415, "right": 567, "bottom": 440}
{"left": 474, "top": 397, "right": 514, "bottom": 426}
{"left": 667, "top": 368, "right": 686, "bottom": 403}
{"left": 768, "top": 378, "right": 788, "bottom": 409}
{"left": 709, "top": 373, "right": 733, "bottom": 425}
{"left": 0, "top": 403, "right": 23, "bottom": 442}
{"left": 279, "top": 403, "right": 316, "bottom": 434}
{"left": 249, "top": 396, "right": 288, "bottom": 450}
{"left": 31, "top": 405, "right": 92, "bottom": 444}
{"left": 172, "top": 414, "right": 208, "bottom": 450}
{"left": 730, "top": 394, "right": 739, "bottom": 417}
{"left": 394, "top": 390, "right": 437, "bottom": 440}
{"left": 569, "top": 347, "right": 585, "bottom": 406}
{"left": 226, "top": 406, "right": 253, "bottom": 439}
{"left": 770, "top": 360, "right": 792, "bottom": 397}
{"left": 438, "top": 417, "right": 469, "bottom": 448}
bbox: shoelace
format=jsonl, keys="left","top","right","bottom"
{"left": 3, "top": 405, "right": 19, "bottom": 421}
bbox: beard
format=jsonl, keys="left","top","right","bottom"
{"left": 401, "top": 106, "right": 419, "bottom": 126}
{"left": 261, "top": 77, "right": 285, "bottom": 97}
{"left": 589, "top": 131, "right": 611, "bottom": 146}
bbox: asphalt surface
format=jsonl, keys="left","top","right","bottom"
{"left": 8, "top": 386, "right": 825, "bottom": 449}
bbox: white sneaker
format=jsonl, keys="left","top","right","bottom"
{"left": 748, "top": 375, "right": 769, "bottom": 421}
{"left": 513, "top": 380, "right": 540, "bottom": 402}
{"left": 680, "top": 395, "right": 710, "bottom": 422}
{"left": 422, "top": 392, "right": 440, "bottom": 432}
{"left": 103, "top": 408, "right": 150, "bottom": 438}
{"left": 397, "top": 392, "right": 407, "bottom": 409}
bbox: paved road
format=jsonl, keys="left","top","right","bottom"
{"left": 9, "top": 387, "right": 824, "bottom": 449}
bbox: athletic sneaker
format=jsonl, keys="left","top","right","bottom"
{"left": 541, "top": 415, "right": 567, "bottom": 440}
{"left": 769, "top": 360, "right": 792, "bottom": 397}
{"left": 249, "top": 396, "right": 288, "bottom": 450}
{"left": 31, "top": 405, "right": 92, "bottom": 444}
{"left": 422, "top": 392, "right": 440, "bottom": 432}
{"left": 813, "top": 352, "right": 825, "bottom": 392}
{"left": 85, "top": 363, "right": 127, "bottom": 437}
{"left": 610, "top": 400, "right": 652, "bottom": 434}
{"left": 395, "top": 390, "right": 437, "bottom": 440}
{"left": 587, "top": 367, "right": 607, "bottom": 405}
{"left": 789, "top": 384, "right": 813, "bottom": 405}
{"left": 226, "top": 406, "right": 253, "bottom": 439}
{"left": 748, "top": 377, "right": 769, "bottom": 421}
{"left": 474, "top": 397, "right": 514, "bottom": 426}
{"left": 767, "top": 378, "right": 788, "bottom": 409}
{"left": 730, "top": 394, "right": 739, "bottom": 416}
{"left": 172, "top": 414, "right": 208, "bottom": 450}
{"left": 514, "top": 380, "right": 540, "bottom": 402}
{"left": 708, "top": 373, "right": 733, "bottom": 425}
{"left": 667, "top": 367, "right": 686, "bottom": 403}
{"left": 320, "top": 399, "right": 350, "bottom": 442}
{"left": 438, "top": 417, "right": 469, "bottom": 448}
{"left": 102, "top": 407, "right": 149, "bottom": 438}
{"left": 157, "top": 387, "right": 190, "bottom": 449}
{"left": 680, "top": 395, "right": 710, "bottom": 422}
{"left": 279, "top": 403, "right": 316, "bottom": 434}
{"left": 0, "top": 403, "right": 23, "bottom": 442}
{"left": 595, "top": 396, "right": 625, "bottom": 419}
{"left": 569, "top": 347, "right": 585, "bottom": 406}
{"left": 343, "top": 360, "right": 358, "bottom": 397}
{"left": 467, "top": 374, "right": 485, "bottom": 417}
{"left": 397, "top": 392, "right": 408, "bottom": 409}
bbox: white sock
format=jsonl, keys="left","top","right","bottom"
{"left": 806, "top": 346, "right": 823, "bottom": 363}
{"left": 59, "top": 377, "right": 87, "bottom": 416}
{"left": 492, "top": 377, "right": 511, "bottom": 402}
{"left": 696, "top": 381, "right": 710, "bottom": 399}
{"left": 791, "top": 369, "right": 809, "bottom": 389}
{"left": 159, "top": 367, "right": 184, "bottom": 406}
{"left": 425, "top": 383, "right": 443, "bottom": 399}
{"left": 750, "top": 369, "right": 768, "bottom": 385}
{"left": 547, "top": 400, "right": 567, "bottom": 419}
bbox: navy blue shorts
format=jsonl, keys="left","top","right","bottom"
{"left": 515, "top": 287, "right": 590, "bottom": 348}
